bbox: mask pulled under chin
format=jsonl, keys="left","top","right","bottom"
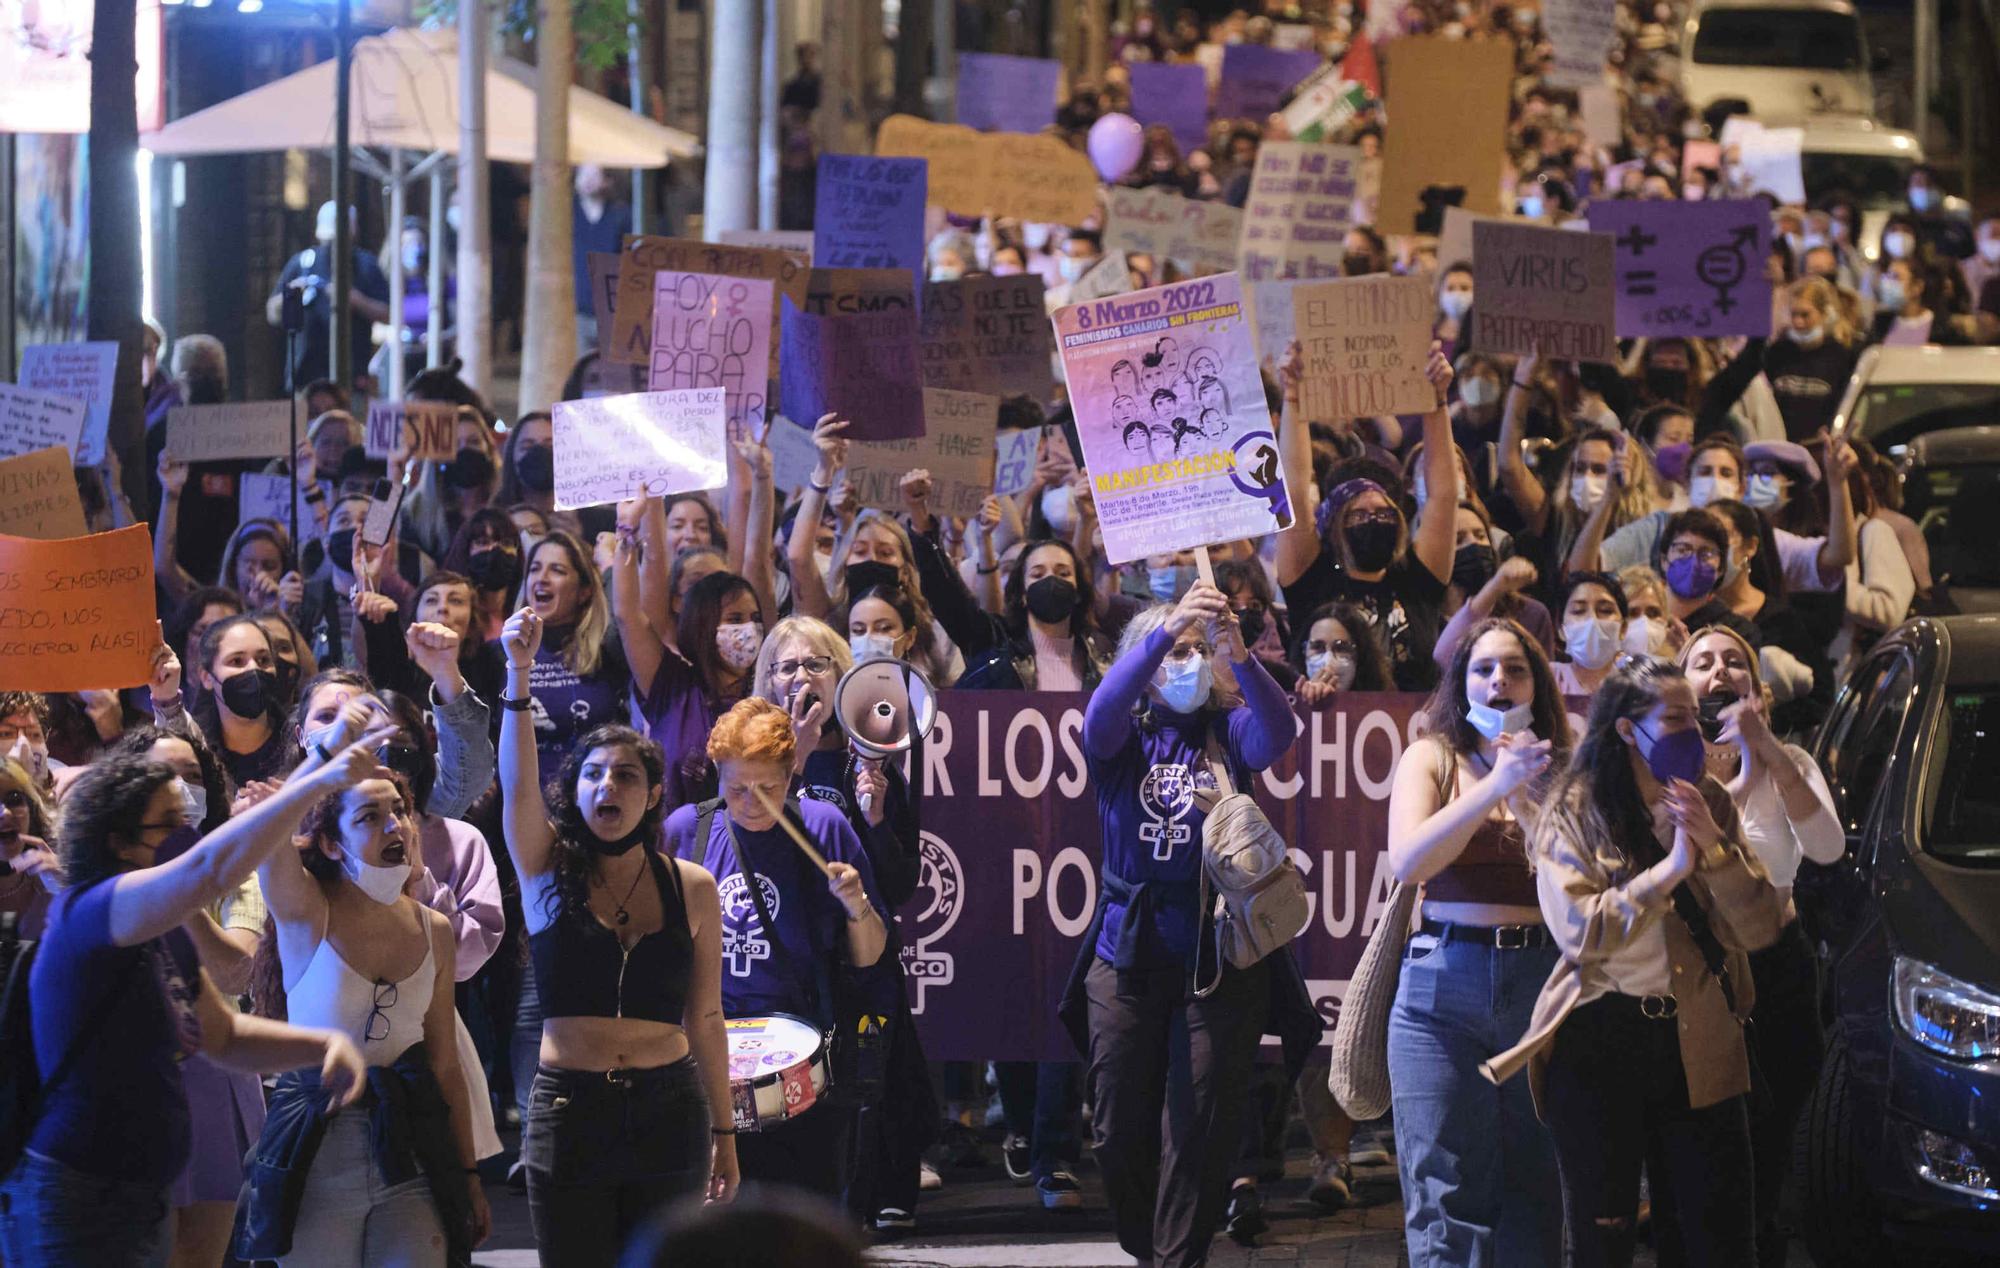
{"left": 1465, "top": 698, "right": 1533, "bottom": 740}
{"left": 348, "top": 857, "right": 412, "bottom": 904}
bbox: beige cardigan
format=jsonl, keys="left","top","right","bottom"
{"left": 1481, "top": 778, "right": 1787, "bottom": 1114}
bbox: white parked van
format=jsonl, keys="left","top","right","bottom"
{"left": 1681, "top": 0, "right": 1877, "bottom": 121}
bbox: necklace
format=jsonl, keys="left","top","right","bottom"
{"left": 611, "top": 855, "right": 648, "bottom": 926}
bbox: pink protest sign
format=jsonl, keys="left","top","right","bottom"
{"left": 649, "top": 270, "right": 775, "bottom": 440}
{"left": 1053, "top": 272, "right": 1294, "bottom": 564}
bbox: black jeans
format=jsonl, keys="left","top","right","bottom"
{"left": 1745, "top": 920, "right": 1823, "bottom": 1268}
{"left": 735, "top": 1101, "right": 851, "bottom": 1199}
{"left": 1543, "top": 994, "right": 1755, "bottom": 1268}
{"left": 523, "top": 1057, "right": 710, "bottom": 1268}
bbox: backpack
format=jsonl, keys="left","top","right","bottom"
{"left": 1193, "top": 734, "right": 1310, "bottom": 996}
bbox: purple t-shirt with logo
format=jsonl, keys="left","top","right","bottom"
{"left": 664, "top": 798, "right": 883, "bottom": 1020}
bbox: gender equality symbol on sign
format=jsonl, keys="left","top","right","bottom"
{"left": 1613, "top": 219, "right": 1756, "bottom": 314}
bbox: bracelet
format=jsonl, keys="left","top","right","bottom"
{"left": 303, "top": 487, "right": 326, "bottom": 504}
{"left": 808, "top": 477, "right": 832, "bottom": 494}
{"left": 976, "top": 562, "right": 1000, "bottom": 575}
{"left": 499, "top": 695, "right": 533, "bottom": 712}
{"left": 847, "top": 903, "right": 877, "bottom": 924}
{"left": 462, "top": 1166, "right": 479, "bottom": 1174}
{"left": 711, "top": 1127, "right": 737, "bottom": 1137}
{"left": 312, "top": 744, "right": 334, "bottom": 763}
{"left": 1511, "top": 378, "right": 1531, "bottom": 390}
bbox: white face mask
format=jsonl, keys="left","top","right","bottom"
{"left": 1788, "top": 324, "right": 1825, "bottom": 348}
{"left": 1687, "top": 473, "right": 1737, "bottom": 508}
{"left": 1570, "top": 471, "right": 1610, "bottom": 512}
{"left": 1979, "top": 238, "right": 2000, "bottom": 264}
{"left": 1459, "top": 377, "right": 1500, "bottom": 408}
{"left": 850, "top": 632, "right": 898, "bottom": 662}
{"left": 1438, "top": 291, "right": 1472, "bottom": 319}
{"left": 345, "top": 853, "right": 412, "bottom": 906}
{"left": 929, "top": 266, "right": 964, "bottom": 283}
{"left": 1622, "top": 616, "right": 1668, "bottom": 656}
{"left": 1041, "top": 485, "right": 1078, "bottom": 536}
{"left": 1306, "top": 651, "right": 1357, "bottom": 690}
{"left": 1465, "top": 698, "right": 1534, "bottom": 741}
{"left": 178, "top": 778, "right": 208, "bottom": 826}
{"left": 1564, "top": 616, "right": 1624, "bottom": 671}
{"left": 812, "top": 549, "right": 833, "bottom": 580}
{"left": 1882, "top": 230, "right": 1915, "bottom": 261}
{"left": 716, "top": 622, "right": 764, "bottom": 672}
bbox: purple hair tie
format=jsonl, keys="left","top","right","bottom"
{"left": 1315, "top": 477, "right": 1388, "bottom": 540}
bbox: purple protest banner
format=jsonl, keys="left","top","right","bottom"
{"left": 1127, "top": 60, "right": 1210, "bottom": 153}
{"left": 812, "top": 155, "right": 928, "bottom": 281}
{"left": 1585, "top": 199, "right": 1774, "bottom": 339}
{"left": 778, "top": 295, "right": 927, "bottom": 441}
{"left": 899, "top": 691, "right": 1412, "bottom": 1061}
{"left": 1214, "top": 44, "right": 1323, "bottom": 122}
{"left": 955, "top": 52, "right": 1060, "bottom": 134}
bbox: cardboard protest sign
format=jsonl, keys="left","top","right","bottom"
{"left": 1586, "top": 200, "right": 1773, "bottom": 339}
{"left": 778, "top": 296, "right": 927, "bottom": 442}
{"left": 1126, "top": 61, "right": 1209, "bottom": 153}
{"left": 875, "top": 114, "right": 1097, "bottom": 226}
{"left": 607, "top": 237, "right": 809, "bottom": 370}
{"left": 844, "top": 389, "right": 998, "bottom": 518}
{"left": 0, "top": 525, "right": 157, "bottom": 691}
{"left": 1104, "top": 187, "right": 1244, "bottom": 278}
{"left": 1214, "top": 44, "right": 1322, "bottom": 121}
{"left": 165, "top": 402, "right": 293, "bottom": 463}
{"left": 0, "top": 446, "right": 86, "bottom": 540}
{"left": 1543, "top": 0, "right": 1617, "bottom": 88}
{"left": 1439, "top": 207, "right": 1520, "bottom": 270}
{"left": 994, "top": 427, "right": 1039, "bottom": 497}
{"left": 766, "top": 414, "right": 820, "bottom": 495}
{"left": 715, "top": 229, "right": 814, "bottom": 262}
{"left": 1246, "top": 279, "right": 1304, "bottom": 366}
{"left": 18, "top": 342, "right": 117, "bottom": 465}
{"left": 0, "top": 383, "right": 88, "bottom": 461}
{"left": 1377, "top": 36, "right": 1513, "bottom": 234}
{"left": 1053, "top": 273, "right": 1293, "bottom": 563}
{"left": 363, "top": 400, "right": 459, "bottom": 462}
{"left": 812, "top": 156, "right": 928, "bottom": 278}
{"left": 1578, "top": 82, "right": 1622, "bottom": 149}
{"left": 1292, "top": 275, "right": 1437, "bottom": 418}
{"left": 919, "top": 274, "right": 1055, "bottom": 401}
{"left": 1734, "top": 126, "right": 1805, "bottom": 204}
{"left": 805, "top": 268, "right": 916, "bottom": 316}
{"left": 585, "top": 251, "right": 623, "bottom": 331}
{"left": 1238, "top": 142, "right": 1363, "bottom": 282}
{"left": 1472, "top": 220, "right": 1619, "bottom": 363}
{"left": 1063, "top": 252, "right": 1134, "bottom": 307}
{"left": 648, "top": 270, "right": 774, "bottom": 440}
{"left": 954, "top": 52, "right": 1060, "bottom": 134}
{"left": 551, "top": 387, "right": 730, "bottom": 510}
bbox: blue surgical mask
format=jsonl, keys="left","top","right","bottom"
{"left": 1743, "top": 472, "right": 1786, "bottom": 510}
{"left": 1148, "top": 563, "right": 1196, "bottom": 604}
{"left": 1058, "top": 256, "right": 1092, "bottom": 284}
{"left": 850, "top": 632, "right": 898, "bottom": 662}
{"left": 1878, "top": 277, "right": 1907, "bottom": 309}
{"left": 1465, "top": 698, "right": 1534, "bottom": 740}
{"left": 1909, "top": 187, "right": 1939, "bottom": 213}
{"left": 1156, "top": 653, "right": 1212, "bottom": 713}
{"left": 1518, "top": 195, "right": 1545, "bottom": 219}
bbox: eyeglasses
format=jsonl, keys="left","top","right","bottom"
{"left": 1666, "top": 543, "right": 1723, "bottom": 566}
{"left": 1163, "top": 642, "right": 1212, "bottom": 664}
{"left": 364, "top": 979, "right": 397, "bottom": 1044}
{"left": 137, "top": 817, "right": 188, "bottom": 835}
{"left": 1307, "top": 639, "right": 1357, "bottom": 656}
{"left": 1345, "top": 509, "right": 1400, "bottom": 528}
{"left": 773, "top": 656, "right": 834, "bottom": 678}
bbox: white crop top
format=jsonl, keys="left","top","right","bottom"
{"left": 287, "top": 925, "right": 437, "bottom": 1066}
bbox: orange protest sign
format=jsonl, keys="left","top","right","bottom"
{"left": 0, "top": 525, "right": 158, "bottom": 691}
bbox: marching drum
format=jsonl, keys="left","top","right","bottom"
{"left": 724, "top": 1013, "right": 831, "bottom": 1131}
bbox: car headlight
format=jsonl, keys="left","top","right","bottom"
{"left": 1894, "top": 956, "right": 2000, "bottom": 1061}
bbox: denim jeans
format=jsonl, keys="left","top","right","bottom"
{"left": 0, "top": 1152, "right": 169, "bottom": 1267}
{"left": 510, "top": 958, "right": 545, "bottom": 1129}
{"left": 277, "top": 1111, "right": 447, "bottom": 1267}
{"left": 1388, "top": 931, "right": 1563, "bottom": 1268}
{"left": 994, "top": 1060, "right": 1082, "bottom": 1181}
{"left": 523, "top": 1057, "right": 710, "bottom": 1268}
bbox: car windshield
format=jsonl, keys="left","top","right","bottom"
{"left": 1852, "top": 383, "right": 2000, "bottom": 452}
{"left": 1925, "top": 689, "right": 2000, "bottom": 864}
{"left": 1802, "top": 151, "right": 1914, "bottom": 206}
{"left": 1904, "top": 460, "right": 2000, "bottom": 589}
{"left": 1691, "top": 10, "right": 1864, "bottom": 69}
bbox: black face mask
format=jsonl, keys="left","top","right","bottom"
{"left": 1647, "top": 370, "right": 1690, "bottom": 402}
{"left": 1697, "top": 690, "right": 1738, "bottom": 743}
{"left": 1236, "top": 607, "right": 1267, "bottom": 645}
{"left": 1024, "top": 575, "right": 1079, "bottom": 624}
{"left": 326, "top": 529, "right": 357, "bottom": 574}
{"left": 446, "top": 447, "right": 496, "bottom": 489}
{"left": 218, "top": 667, "right": 276, "bottom": 719}
{"left": 1452, "top": 542, "right": 1498, "bottom": 592}
{"left": 515, "top": 445, "right": 555, "bottom": 493}
{"left": 466, "top": 546, "right": 522, "bottom": 594}
{"left": 845, "top": 560, "right": 900, "bottom": 598}
{"left": 567, "top": 807, "right": 650, "bottom": 856}
{"left": 1344, "top": 520, "right": 1400, "bottom": 573}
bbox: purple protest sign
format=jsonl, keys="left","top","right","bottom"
{"left": 648, "top": 270, "right": 774, "bottom": 440}
{"left": 900, "top": 691, "right": 1411, "bottom": 1061}
{"left": 812, "top": 155, "right": 928, "bottom": 281}
{"left": 1585, "top": 199, "right": 1773, "bottom": 339}
{"left": 955, "top": 52, "right": 1060, "bottom": 134}
{"left": 778, "top": 295, "right": 927, "bottom": 441}
{"left": 1127, "top": 61, "right": 1210, "bottom": 153}
{"left": 1214, "top": 44, "right": 1323, "bottom": 122}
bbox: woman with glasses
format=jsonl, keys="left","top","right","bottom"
{"left": 1278, "top": 344, "right": 1458, "bottom": 690}
{"left": 0, "top": 755, "right": 58, "bottom": 937}
{"left": 238, "top": 707, "right": 490, "bottom": 1267}
{"left": 1384, "top": 616, "right": 1572, "bottom": 1266}
{"left": 1486, "top": 657, "right": 1784, "bottom": 1267}
{"left": 1291, "top": 600, "right": 1394, "bottom": 708}
{"left": 0, "top": 728, "right": 381, "bottom": 1266}
{"left": 1062, "top": 582, "right": 1300, "bottom": 1268}
{"left": 1652, "top": 509, "right": 1758, "bottom": 648}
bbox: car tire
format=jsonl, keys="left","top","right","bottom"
{"left": 1800, "top": 1036, "right": 1894, "bottom": 1267}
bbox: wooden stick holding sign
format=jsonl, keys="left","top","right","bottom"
{"left": 748, "top": 785, "right": 832, "bottom": 876}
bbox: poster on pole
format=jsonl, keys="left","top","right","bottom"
{"left": 0, "top": 445, "right": 86, "bottom": 540}
{"left": 1292, "top": 275, "right": 1438, "bottom": 419}
{"left": 362, "top": 400, "right": 458, "bottom": 463}
{"left": 778, "top": 297, "right": 927, "bottom": 442}
{"left": 1543, "top": 0, "right": 1618, "bottom": 88}
{"left": 0, "top": 525, "right": 157, "bottom": 691}
{"left": 812, "top": 155, "right": 928, "bottom": 278}
{"left": 551, "top": 387, "right": 730, "bottom": 510}
{"left": 17, "top": 341, "right": 117, "bottom": 465}
{"left": 1471, "top": 220, "right": 1619, "bottom": 363}
{"left": 608, "top": 236, "right": 808, "bottom": 371}
{"left": 919, "top": 275, "right": 1055, "bottom": 401}
{"left": 1585, "top": 200, "right": 1773, "bottom": 338}
{"left": 844, "top": 389, "right": 999, "bottom": 519}
{"left": 0, "top": 383, "right": 88, "bottom": 461}
{"left": 1377, "top": 36, "right": 1514, "bottom": 234}
{"left": 1053, "top": 273, "right": 1293, "bottom": 563}
{"left": 875, "top": 114, "right": 1098, "bottom": 226}
{"left": 648, "top": 270, "right": 775, "bottom": 440}
{"left": 954, "top": 53, "right": 1060, "bottom": 134}
{"left": 1104, "top": 187, "right": 1244, "bottom": 279}
{"left": 1245, "top": 279, "right": 1305, "bottom": 366}
{"left": 1126, "top": 61, "right": 1209, "bottom": 153}
{"left": 1237, "top": 143, "right": 1362, "bottom": 282}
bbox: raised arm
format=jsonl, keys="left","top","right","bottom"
{"left": 1221, "top": 632, "right": 1297, "bottom": 771}
{"left": 153, "top": 456, "right": 200, "bottom": 605}
{"left": 633, "top": 495, "right": 674, "bottom": 653}
{"left": 1694, "top": 338, "right": 1765, "bottom": 440}
{"left": 737, "top": 434, "right": 778, "bottom": 625}
{"left": 1496, "top": 350, "right": 1549, "bottom": 534}
{"left": 1274, "top": 342, "right": 1322, "bottom": 588}
{"left": 1409, "top": 345, "right": 1458, "bottom": 585}
{"left": 413, "top": 624, "right": 496, "bottom": 822}
{"left": 1084, "top": 585, "right": 1227, "bottom": 759}
{"left": 613, "top": 498, "right": 667, "bottom": 697}
{"left": 1816, "top": 436, "right": 1858, "bottom": 582}
{"left": 785, "top": 414, "right": 848, "bottom": 621}
{"left": 497, "top": 607, "right": 558, "bottom": 880}
{"left": 1434, "top": 558, "right": 1540, "bottom": 669}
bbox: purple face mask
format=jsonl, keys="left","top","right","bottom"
{"left": 1637, "top": 723, "right": 1707, "bottom": 785}
{"left": 1665, "top": 553, "right": 1718, "bottom": 600}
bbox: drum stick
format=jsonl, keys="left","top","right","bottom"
{"left": 749, "top": 785, "right": 833, "bottom": 875}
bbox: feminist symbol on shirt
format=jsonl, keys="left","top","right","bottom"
{"left": 718, "top": 871, "right": 782, "bottom": 977}
{"left": 1138, "top": 764, "right": 1197, "bottom": 862}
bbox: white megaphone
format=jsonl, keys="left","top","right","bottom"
{"left": 832, "top": 658, "right": 938, "bottom": 817}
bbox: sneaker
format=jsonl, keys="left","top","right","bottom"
{"left": 505, "top": 1158, "right": 528, "bottom": 1195}
{"left": 1002, "top": 1132, "right": 1032, "bottom": 1181}
{"left": 1037, "top": 1170, "right": 1084, "bottom": 1211}
{"left": 1225, "top": 1184, "right": 1267, "bottom": 1246}
{"left": 874, "top": 1208, "right": 916, "bottom": 1235}
{"left": 1348, "top": 1131, "right": 1394, "bottom": 1168}
{"left": 1307, "top": 1154, "right": 1353, "bottom": 1212}
{"left": 918, "top": 1160, "right": 943, "bottom": 1191}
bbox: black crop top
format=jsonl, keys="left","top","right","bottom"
{"left": 529, "top": 850, "right": 693, "bottom": 1025}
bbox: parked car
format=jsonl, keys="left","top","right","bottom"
{"left": 1834, "top": 346, "right": 2000, "bottom": 455}
{"left": 1799, "top": 615, "right": 2000, "bottom": 1265}
{"left": 1680, "top": 0, "right": 1881, "bottom": 121}
{"left": 1898, "top": 427, "right": 2000, "bottom": 615}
